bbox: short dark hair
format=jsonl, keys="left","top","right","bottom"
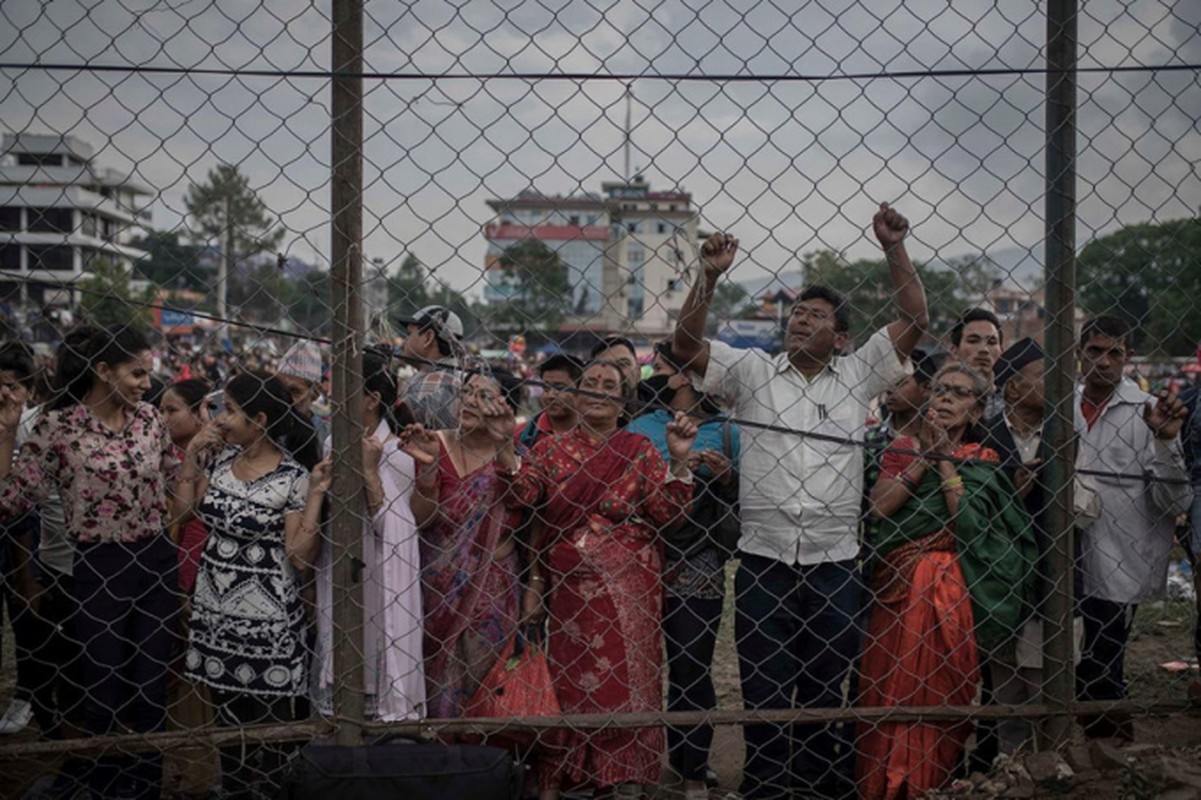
{"left": 590, "top": 335, "right": 637, "bottom": 360}
{"left": 950, "top": 308, "right": 1003, "bottom": 348}
{"left": 1080, "top": 315, "right": 1132, "bottom": 349}
{"left": 0, "top": 342, "right": 37, "bottom": 389}
{"left": 912, "top": 348, "right": 943, "bottom": 385}
{"left": 797, "top": 285, "right": 850, "bottom": 332}
{"left": 163, "top": 378, "right": 213, "bottom": 413}
{"left": 538, "top": 353, "right": 584, "bottom": 381}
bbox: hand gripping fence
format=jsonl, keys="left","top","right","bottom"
{"left": 1, "top": 2, "right": 1200, "bottom": 799}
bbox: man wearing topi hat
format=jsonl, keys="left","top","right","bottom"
{"left": 975, "top": 337, "right": 1099, "bottom": 757}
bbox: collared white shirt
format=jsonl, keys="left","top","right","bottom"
{"left": 703, "top": 327, "right": 910, "bottom": 565}
{"left": 1075, "top": 380, "right": 1190, "bottom": 603}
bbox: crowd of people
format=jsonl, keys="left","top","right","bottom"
{"left": 0, "top": 202, "right": 1198, "bottom": 800}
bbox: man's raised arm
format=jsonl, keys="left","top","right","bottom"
{"left": 874, "top": 203, "right": 928, "bottom": 360}
{"left": 672, "top": 232, "right": 739, "bottom": 378}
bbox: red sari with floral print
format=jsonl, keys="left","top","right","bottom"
{"left": 504, "top": 428, "right": 691, "bottom": 791}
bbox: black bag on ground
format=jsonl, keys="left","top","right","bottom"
{"left": 277, "top": 737, "right": 524, "bottom": 800}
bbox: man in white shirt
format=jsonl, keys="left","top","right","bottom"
{"left": 672, "top": 203, "right": 928, "bottom": 799}
{"left": 1074, "top": 316, "right": 1189, "bottom": 740}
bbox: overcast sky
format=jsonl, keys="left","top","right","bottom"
{"left": 1, "top": 0, "right": 1198, "bottom": 316}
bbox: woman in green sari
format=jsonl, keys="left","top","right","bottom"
{"left": 857, "top": 363, "right": 1036, "bottom": 800}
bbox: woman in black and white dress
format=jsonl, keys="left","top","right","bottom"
{"left": 174, "top": 370, "right": 328, "bottom": 799}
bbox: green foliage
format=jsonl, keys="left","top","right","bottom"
{"left": 386, "top": 253, "right": 430, "bottom": 315}
{"left": 491, "top": 239, "right": 571, "bottom": 331}
{"left": 1077, "top": 217, "right": 1201, "bottom": 355}
{"left": 130, "top": 230, "right": 211, "bottom": 292}
{"left": 800, "top": 250, "right": 966, "bottom": 347}
{"left": 184, "top": 165, "right": 284, "bottom": 257}
{"left": 80, "top": 259, "right": 154, "bottom": 327}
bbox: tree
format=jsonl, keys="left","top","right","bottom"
{"left": 945, "top": 254, "right": 1003, "bottom": 305}
{"left": 1077, "top": 217, "right": 1201, "bottom": 355}
{"left": 79, "top": 259, "right": 154, "bottom": 327}
{"left": 703, "top": 281, "right": 759, "bottom": 336}
{"left": 386, "top": 253, "right": 430, "bottom": 315}
{"left": 184, "top": 165, "right": 284, "bottom": 337}
{"left": 800, "top": 249, "right": 965, "bottom": 347}
{"left": 129, "top": 230, "right": 212, "bottom": 293}
{"left": 491, "top": 239, "right": 571, "bottom": 331}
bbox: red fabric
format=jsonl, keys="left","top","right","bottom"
{"left": 465, "top": 633, "right": 562, "bottom": 753}
{"left": 176, "top": 518, "right": 208, "bottom": 594}
{"left": 503, "top": 429, "right": 691, "bottom": 790}
{"left": 856, "top": 548, "right": 981, "bottom": 800}
{"left": 1081, "top": 396, "right": 1108, "bottom": 430}
{"left": 881, "top": 437, "right": 997, "bottom": 478}
{"left": 421, "top": 439, "right": 523, "bottom": 719}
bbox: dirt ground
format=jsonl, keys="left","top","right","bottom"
{"left": 1, "top": 560, "right": 1198, "bottom": 799}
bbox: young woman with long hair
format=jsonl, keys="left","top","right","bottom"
{"left": 0, "top": 325, "right": 180, "bottom": 799}
{"left": 174, "top": 370, "right": 328, "bottom": 799}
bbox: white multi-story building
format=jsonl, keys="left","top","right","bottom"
{"left": 0, "top": 133, "right": 151, "bottom": 306}
{"left": 481, "top": 178, "right": 700, "bottom": 338}
{"left": 482, "top": 190, "right": 610, "bottom": 327}
{"left": 602, "top": 175, "right": 699, "bottom": 337}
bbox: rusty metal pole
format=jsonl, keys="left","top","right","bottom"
{"left": 330, "top": 0, "right": 365, "bottom": 748}
{"left": 1040, "top": 0, "right": 1079, "bottom": 751}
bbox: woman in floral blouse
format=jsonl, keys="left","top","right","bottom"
{"left": 0, "top": 325, "right": 181, "bottom": 799}
{"left": 496, "top": 359, "right": 697, "bottom": 800}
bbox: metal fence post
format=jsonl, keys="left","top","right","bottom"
{"left": 1040, "top": 0, "right": 1079, "bottom": 752}
{"left": 330, "top": 0, "right": 366, "bottom": 748}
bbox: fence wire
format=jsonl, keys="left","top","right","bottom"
{"left": 1, "top": 1, "right": 1200, "bottom": 799}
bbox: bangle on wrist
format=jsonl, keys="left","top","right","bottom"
{"left": 941, "top": 475, "right": 963, "bottom": 490}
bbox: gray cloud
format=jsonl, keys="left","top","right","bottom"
{"left": 0, "top": 0, "right": 1196, "bottom": 314}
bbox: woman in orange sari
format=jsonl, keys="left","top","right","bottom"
{"left": 857, "top": 363, "right": 1036, "bottom": 799}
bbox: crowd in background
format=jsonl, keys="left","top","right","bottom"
{"left": 0, "top": 204, "right": 1198, "bottom": 800}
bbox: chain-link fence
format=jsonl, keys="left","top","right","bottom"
{"left": 1, "top": 1, "right": 1200, "bottom": 798}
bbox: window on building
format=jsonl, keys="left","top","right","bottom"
{"left": 80, "top": 213, "right": 97, "bottom": 237}
{"left": 628, "top": 222, "right": 640, "bottom": 234}
{"left": 0, "top": 207, "right": 20, "bottom": 231}
{"left": 28, "top": 245, "right": 74, "bottom": 271}
{"left": 0, "top": 245, "right": 21, "bottom": 271}
{"left": 628, "top": 248, "right": 644, "bottom": 264}
{"left": 669, "top": 204, "right": 678, "bottom": 211}
{"left": 17, "top": 153, "right": 63, "bottom": 167}
{"left": 657, "top": 223, "right": 666, "bottom": 234}
{"left": 27, "top": 207, "right": 74, "bottom": 233}
{"left": 568, "top": 215, "right": 579, "bottom": 226}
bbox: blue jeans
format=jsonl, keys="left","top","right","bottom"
{"left": 735, "top": 554, "right": 862, "bottom": 799}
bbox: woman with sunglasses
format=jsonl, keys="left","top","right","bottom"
{"left": 856, "top": 363, "right": 1037, "bottom": 800}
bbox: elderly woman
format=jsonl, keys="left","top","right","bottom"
{"left": 494, "top": 359, "right": 697, "bottom": 800}
{"left": 856, "top": 363, "right": 1036, "bottom": 800}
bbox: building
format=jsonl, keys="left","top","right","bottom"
{"left": 481, "top": 176, "right": 700, "bottom": 339}
{"left": 602, "top": 175, "right": 699, "bottom": 337}
{"left": 482, "top": 190, "right": 609, "bottom": 326}
{"left": 0, "top": 133, "right": 151, "bottom": 306}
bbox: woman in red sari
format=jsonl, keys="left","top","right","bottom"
{"left": 857, "top": 363, "right": 1036, "bottom": 799}
{"left": 411, "top": 368, "right": 527, "bottom": 719}
{"left": 495, "top": 360, "right": 697, "bottom": 800}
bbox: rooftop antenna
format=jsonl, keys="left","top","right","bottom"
{"left": 623, "top": 82, "right": 633, "bottom": 182}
